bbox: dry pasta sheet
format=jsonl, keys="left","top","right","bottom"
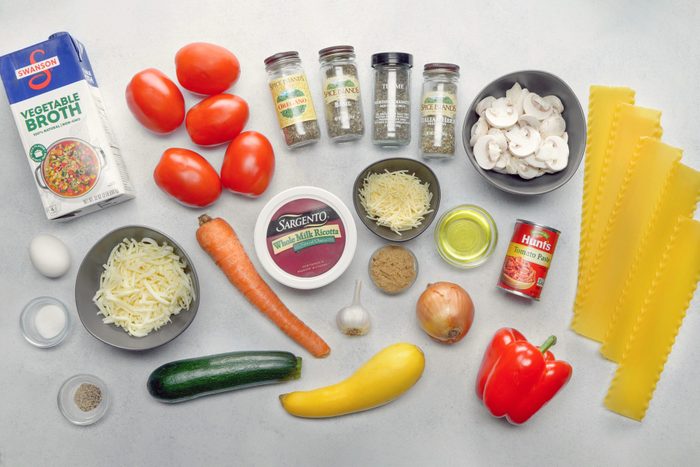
{"left": 605, "top": 218, "right": 700, "bottom": 421}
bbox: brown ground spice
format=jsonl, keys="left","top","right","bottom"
{"left": 370, "top": 245, "right": 417, "bottom": 293}
{"left": 74, "top": 383, "right": 102, "bottom": 412}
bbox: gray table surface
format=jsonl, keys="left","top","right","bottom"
{"left": 1, "top": 1, "right": 698, "bottom": 466}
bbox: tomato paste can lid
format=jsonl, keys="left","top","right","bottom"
{"left": 254, "top": 186, "right": 357, "bottom": 290}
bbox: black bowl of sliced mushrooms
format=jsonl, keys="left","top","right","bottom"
{"left": 463, "top": 70, "right": 586, "bottom": 195}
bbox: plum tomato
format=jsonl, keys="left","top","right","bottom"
{"left": 185, "top": 94, "right": 249, "bottom": 146}
{"left": 125, "top": 68, "right": 185, "bottom": 134}
{"left": 154, "top": 148, "right": 222, "bottom": 207}
{"left": 175, "top": 42, "right": 241, "bottom": 95}
{"left": 221, "top": 131, "right": 275, "bottom": 197}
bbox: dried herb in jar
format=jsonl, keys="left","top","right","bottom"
{"left": 264, "top": 51, "right": 321, "bottom": 149}
{"left": 371, "top": 52, "right": 413, "bottom": 146}
{"left": 420, "top": 63, "right": 460, "bottom": 158}
{"left": 319, "top": 45, "right": 364, "bottom": 142}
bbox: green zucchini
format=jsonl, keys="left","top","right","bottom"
{"left": 147, "top": 351, "right": 302, "bottom": 403}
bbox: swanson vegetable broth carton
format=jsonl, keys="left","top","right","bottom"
{"left": 0, "top": 32, "right": 134, "bottom": 220}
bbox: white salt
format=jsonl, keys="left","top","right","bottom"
{"left": 34, "top": 304, "right": 66, "bottom": 339}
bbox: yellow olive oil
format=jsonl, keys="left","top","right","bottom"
{"left": 435, "top": 205, "right": 497, "bottom": 268}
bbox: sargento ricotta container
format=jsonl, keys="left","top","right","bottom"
{"left": 254, "top": 186, "right": 357, "bottom": 289}
{"left": 0, "top": 32, "right": 134, "bottom": 220}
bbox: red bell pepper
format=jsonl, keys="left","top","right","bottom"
{"left": 476, "top": 327, "right": 572, "bottom": 425}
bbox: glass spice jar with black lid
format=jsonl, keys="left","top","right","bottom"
{"left": 264, "top": 51, "right": 321, "bottom": 149}
{"left": 420, "top": 63, "right": 460, "bottom": 159}
{"left": 318, "top": 45, "right": 364, "bottom": 142}
{"left": 371, "top": 52, "right": 413, "bottom": 147}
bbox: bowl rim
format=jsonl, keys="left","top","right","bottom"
{"left": 462, "top": 69, "right": 586, "bottom": 196}
{"left": 352, "top": 156, "right": 442, "bottom": 242}
{"left": 75, "top": 224, "right": 200, "bottom": 351}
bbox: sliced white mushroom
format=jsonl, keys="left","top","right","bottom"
{"left": 536, "top": 135, "right": 569, "bottom": 168}
{"left": 487, "top": 128, "right": 508, "bottom": 151}
{"left": 512, "top": 158, "right": 542, "bottom": 179}
{"left": 525, "top": 154, "right": 548, "bottom": 169}
{"left": 544, "top": 95, "right": 564, "bottom": 113}
{"left": 546, "top": 153, "right": 568, "bottom": 172}
{"left": 475, "top": 96, "right": 496, "bottom": 117}
{"left": 485, "top": 98, "right": 518, "bottom": 128}
{"left": 513, "top": 88, "right": 530, "bottom": 116}
{"left": 523, "top": 92, "right": 553, "bottom": 120}
{"left": 507, "top": 125, "right": 541, "bottom": 157}
{"left": 504, "top": 157, "right": 519, "bottom": 175}
{"left": 469, "top": 118, "right": 489, "bottom": 146}
{"left": 473, "top": 135, "right": 499, "bottom": 170}
{"left": 518, "top": 115, "right": 541, "bottom": 129}
{"left": 539, "top": 115, "right": 566, "bottom": 138}
{"left": 562, "top": 132, "right": 568, "bottom": 143}
{"left": 505, "top": 82, "right": 523, "bottom": 107}
{"left": 495, "top": 150, "right": 511, "bottom": 169}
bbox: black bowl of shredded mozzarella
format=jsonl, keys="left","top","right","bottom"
{"left": 353, "top": 157, "right": 441, "bottom": 242}
{"left": 75, "top": 226, "right": 200, "bottom": 351}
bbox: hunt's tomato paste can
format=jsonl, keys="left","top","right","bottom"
{"left": 497, "top": 219, "right": 560, "bottom": 301}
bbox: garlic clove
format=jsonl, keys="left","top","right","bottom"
{"left": 336, "top": 280, "right": 371, "bottom": 336}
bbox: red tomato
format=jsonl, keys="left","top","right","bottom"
{"left": 154, "top": 148, "right": 222, "bottom": 207}
{"left": 125, "top": 69, "right": 185, "bottom": 133}
{"left": 175, "top": 42, "right": 240, "bottom": 95}
{"left": 186, "top": 94, "right": 249, "bottom": 146}
{"left": 221, "top": 131, "right": 275, "bottom": 197}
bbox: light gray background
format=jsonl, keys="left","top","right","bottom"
{"left": 1, "top": 1, "right": 698, "bottom": 466}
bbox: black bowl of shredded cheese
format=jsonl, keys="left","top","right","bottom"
{"left": 75, "top": 226, "right": 200, "bottom": 351}
{"left": 353, "top": 157, "right": 441, "bottom": 242}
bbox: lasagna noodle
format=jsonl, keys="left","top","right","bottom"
{"left": 572, "top": 103, "right": 662, "bottom": 341}
{"left": 577, "top": 86, "right": 635, "bottom": 285}
{"left": 573, "top": 139, "right": 681, "bottom": 355}
{"left": 601, "top": 163, "right": 700, "bottom": 361}
{"left": 604, "top": 218, "right": 700, "bottom": 421}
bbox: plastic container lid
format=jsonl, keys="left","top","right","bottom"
{"left": 254, "top": 186, "right": 357, "bottom": 289}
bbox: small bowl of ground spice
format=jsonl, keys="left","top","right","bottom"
{"left": 368, "top": 245, "right": 418, "bottom": 294}
{"left": 58, "top": 374, "right": 109, "bottom": 426}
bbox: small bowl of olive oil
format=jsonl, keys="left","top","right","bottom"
{"left": 434, "top": 205, "right": 498, "bottom": 268}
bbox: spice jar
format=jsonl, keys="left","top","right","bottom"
{"left": 318, "top": 45, "right": 364, "bottom": 142}
{"left": 371, "top": 52, "right": 412, "bottom": 147}
{"left": 420, "top": 63, "right": 460, "bottom": 159}
{"left": 264, "top": 51, "right": 321, "bottom": 149}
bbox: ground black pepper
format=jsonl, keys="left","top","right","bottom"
{"left": 74, "top": 382, "right": 102, "bottom": 412}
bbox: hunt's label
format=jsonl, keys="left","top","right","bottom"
{"left": 0, "top": 32, "right": 134, "bottom": 220}
{"left": 269, "top": 73, "right": 318, "bottom": 128}
{"left": 323, "top": 76, "right": 360, "bottom": 104}
{"left": 265, "top": 198, "right": 347, "bottom": 278}
{"left": 497, "top": 220, "right": 560, "bottom": 300}
{"left": 420, "top": 91, "right": 457, "bottom": 121}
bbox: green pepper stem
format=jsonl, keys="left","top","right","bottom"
{"left": 539, "top": 335, "right": 557, "bottom": 354}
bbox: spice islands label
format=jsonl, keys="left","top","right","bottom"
{"left": 323, "top": 76, "right": 360, "bottom": 104}
{"left": 265, "top": 198, "right": 346, "bottom": 278}
{"left": 421, "top": 91, "right": 457, "bottom": 122}
{"left": 269, "top": 73, "right": 317, "bottom": 128}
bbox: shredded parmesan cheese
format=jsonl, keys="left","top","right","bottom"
{"left": 358, "top": 170, "right": 434, "bottom": 234}
{"left": 92, "top": 238, "right": 195, "bottom": 337}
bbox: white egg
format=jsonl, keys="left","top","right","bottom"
{"left": 29, "top": 234, "right": 71, "bottom": 278}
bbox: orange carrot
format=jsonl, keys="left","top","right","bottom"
{"left": 196, "top": 214, "right": 331, "bottom": 358}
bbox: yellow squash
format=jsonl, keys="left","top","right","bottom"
{"left": 279, "top": 342, "right": 425, "bottom": 418}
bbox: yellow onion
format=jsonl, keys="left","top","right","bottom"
{"left": 416, "top": 282, "right": 474, "bottom": 344}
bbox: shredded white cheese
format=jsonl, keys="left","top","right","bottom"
{"left": 92, "top": 237, "right": 195, "bottom": 337}
{"left": 358, "top": 169, "right": 434, "bottom": 235}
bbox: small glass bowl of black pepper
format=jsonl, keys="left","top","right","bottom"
{"left": 58, "top": 374, "right": 109, "bottom": 426}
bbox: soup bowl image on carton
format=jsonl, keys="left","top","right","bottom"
{"left": 0, "top": 32, "right": 134, "bottom": 221}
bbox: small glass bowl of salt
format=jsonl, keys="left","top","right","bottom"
{"left": 20, "top": 296, "right": 71, "bottom": 348}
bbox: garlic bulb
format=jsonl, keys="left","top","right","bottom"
{"left": 336, "top": 280, "right": 371, "bottom": 336}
